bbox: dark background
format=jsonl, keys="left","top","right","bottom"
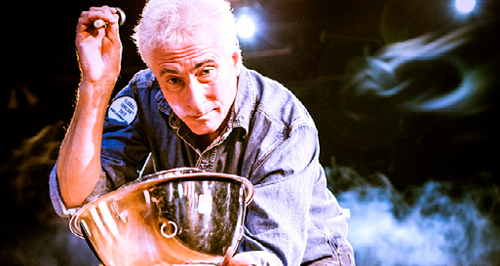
{"left": 5, "top": 0, "right": 492, "bottom": 176}
{"left": 2, "top": 0, "right": 499, "bottom": 265}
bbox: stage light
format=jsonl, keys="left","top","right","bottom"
{"left": 455, "top": 0, "right": 476, "bottom": 14}
{"left": 236, "top": 15, "right": 256, "bottom": 39}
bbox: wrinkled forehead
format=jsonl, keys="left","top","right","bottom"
{"left": 152, "top": 34, "right": 234, "bottom": 63}
{"left": 152, "top": 44, "right": 218, "bottom": 65}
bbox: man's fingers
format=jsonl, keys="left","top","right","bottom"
{"left": 79, "top": 7, "right": 118, "bottom": 27}
{"left": 229, "top": 253, "right": 258, "bottom": 266}
{"left": 222, "top": 247, "right": 234, "bottom": 266}
{"left": 76, "top": 6, "right": 122, "bottom": 45}
{"left": 105, "top": 13, "right": 121, "bottom": 40}
{"left": 89, "top": 5, "right": 111, "bottom": 11}
{"left": 90, "top": 6, "right": 118, "bottom": 21}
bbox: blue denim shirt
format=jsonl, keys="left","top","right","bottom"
{"left": 50, "top": 67, "right": 351, "bottom": 265}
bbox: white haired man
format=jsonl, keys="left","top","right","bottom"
{"left": 50, "top": 0, "right": 354, "bottom": 265}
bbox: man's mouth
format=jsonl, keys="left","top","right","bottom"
{"left": 188, "top": 108, "right": 217, "bottom": 119}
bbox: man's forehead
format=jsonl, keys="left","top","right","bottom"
{"left": 153, "top": 43, "right": 221, "bottom": 65}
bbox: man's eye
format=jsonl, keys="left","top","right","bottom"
{"left": 164, "top": 77, "right": 183, "bottom": 91}
{"left": 167, "top": 77, "right": 180, "bottom": 84}
{"left": 200, "top": 67, "right": 215, "bottom": 76}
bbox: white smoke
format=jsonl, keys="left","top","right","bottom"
{"left": 327, "top": 162, "right": 500, "bottom": 266}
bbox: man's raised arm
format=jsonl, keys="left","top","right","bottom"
{"left": 56, "top": 6, "right": 122, "bottom": 208}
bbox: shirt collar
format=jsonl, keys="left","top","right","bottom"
{"left": 230, "top": 66, "right": 255, "bottom": 137}
{"left": 155, "top": 89, "right": 172, "bottom": 115}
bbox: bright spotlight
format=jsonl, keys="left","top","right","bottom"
{"left": 236, "top": 15, "right": 256, "bottom": 39}
{"left": 455, "top": 0, "right": 476, "bottom": 14}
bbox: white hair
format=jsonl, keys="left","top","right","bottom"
{"left": 133, "top": 0, "right": 241, "bottom": 67}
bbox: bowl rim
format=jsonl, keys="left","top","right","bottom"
{"left": 69, "top": 168, "right": 254, "bottom": 238}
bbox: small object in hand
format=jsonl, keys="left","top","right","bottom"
{"left": 93, "top": 7, "right": 126, "bottom": 29}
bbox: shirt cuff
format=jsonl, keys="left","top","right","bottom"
{"left": 49, "top": 161, "right": 109, "bottom": 219}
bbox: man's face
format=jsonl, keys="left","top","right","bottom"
{"left": 150, "top": 41, "right": 239, "bottom": 139}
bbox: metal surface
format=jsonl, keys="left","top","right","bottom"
{"left": 69, "top": 168, "right": 254, "bottom": 266}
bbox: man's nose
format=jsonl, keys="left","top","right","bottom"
{"left": 185, "top": 76, "right": 207, "bottom": 112}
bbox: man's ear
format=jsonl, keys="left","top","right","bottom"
{"left": 232, "top": 40, "right": 242, "bottom": 76}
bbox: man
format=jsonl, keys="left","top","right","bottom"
{"left": 50, "top": 0, "right": 354, "bottom": 265}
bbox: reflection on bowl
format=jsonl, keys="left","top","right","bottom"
{"left": 70, "top": 168, "right": 254, "bottom": 266}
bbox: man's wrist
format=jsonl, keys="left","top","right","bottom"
{"left": 79, "top": 75, "right": 117, "bottom": 89}
{"left": 77, "top": 78, "right": 116, "bottom": 105}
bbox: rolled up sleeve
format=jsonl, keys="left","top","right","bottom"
{"left": 49, "top": 161, "right": 110, "bottom": 219}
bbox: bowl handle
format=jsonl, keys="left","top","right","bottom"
{"left": 160, "top": 220, "right": 178, "bottom": 238}
{"left": 240, "top": 178, "right": 255, "bottom": 206}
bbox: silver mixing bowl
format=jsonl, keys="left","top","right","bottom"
{"left": 69, "top": 168, "right": 254, "bottom": 266}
